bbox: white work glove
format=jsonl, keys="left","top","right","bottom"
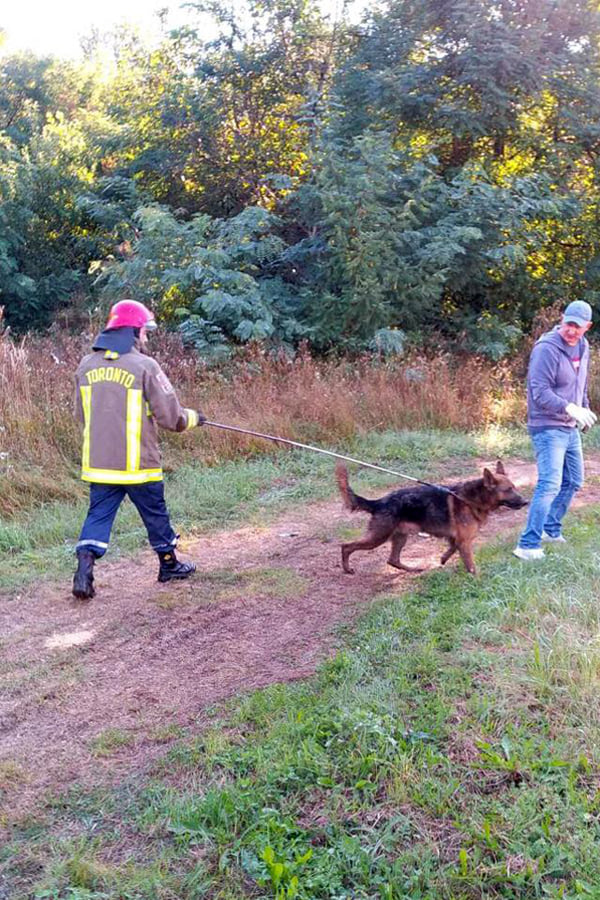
{"left": 565, "top": 403, "right": 597, "bottom": 430}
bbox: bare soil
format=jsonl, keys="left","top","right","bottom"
{"left": 2, "top": 456, "right": 600, "bottom": 828}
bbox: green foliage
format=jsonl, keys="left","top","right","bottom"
{"left": 0, "top": 68, "right": 118, "bottom": 328}
{"left": 368, "top": 327, "right": 406, "bottom": 356}
{"left": 3, "top": 0, "right": 600, "bottom": 341}
{"left": 453, "top": 311, "right": 524, "bottom": 360}
{"left": 296, "top": 135, "right": 577, "bottom": 347}
{"left": 97, "top": 204, "right": 308, "bottom": 355}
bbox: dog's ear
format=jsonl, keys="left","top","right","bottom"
{"left": 483, "top": 467, "right": 496, "bottom": 488}
{"left": 496, "top": 459, "right": 506, "bottom": 476}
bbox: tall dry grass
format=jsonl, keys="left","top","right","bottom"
{"left": 195, "top": 344, "right": 525, "bottom": 462}
{"left": 4, "top": 324, "right": 599, "bottom": 515}
{"left": 0, "top": 328, "right": 527, "bottom": 513}
{"left": 0, "top": 327, "right": 86, "bottom": 514}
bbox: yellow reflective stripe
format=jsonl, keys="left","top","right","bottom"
{"left": 81, "top": 467, "right": 163, "bottom": 484}
{"left": 185, "top": 408, "right": 198, "bottom": 430}
{"left": 126, "top": 388, "right": 143, "bottom": 473}
{"left": 80, "top": 385, "right": 92, "bottom": 471}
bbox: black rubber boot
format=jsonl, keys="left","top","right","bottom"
{"left": 72, "top": 549, "right": 96, "bottom": 600}
{"left": 157, "top": 550, "right": 196, "bottom": 583}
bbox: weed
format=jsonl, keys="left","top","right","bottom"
{"left": 148, "top": 724, "right": 185, "bottom": 744}
{"left": 211, "top": 567, "right": 309, "bottom": 602}
{"left": 0, "top": 760, "right": 27, "bottom": 791}
{"left": 90, "top": 729, "right": 136, "bottom": 758}
{"left": 335, "top": 524, "right": 364, "bottom": 541}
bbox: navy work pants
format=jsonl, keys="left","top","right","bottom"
{"left": 76, "top": 482, "right": 177, "bottom": 558}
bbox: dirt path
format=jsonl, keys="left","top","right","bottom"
{"left": 2, "top": 456, "right": 600, "bottom": 826}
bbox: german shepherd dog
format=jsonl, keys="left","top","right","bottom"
{"left": 336, "top": 461, "right": 527, "bottom": 575}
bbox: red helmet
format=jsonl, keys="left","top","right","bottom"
{"left": 105, "top": 299, "right": 157, "bottom": 331}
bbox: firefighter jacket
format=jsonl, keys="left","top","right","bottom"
{"left": 74, "top": 346, "right": 198, "bottom": 484}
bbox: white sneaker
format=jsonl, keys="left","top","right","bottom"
{"left": 541, "top": 532, "right": 567, "bottom": 543}
{"left": 513, "top": 546, "right": 545, "bottom": 561}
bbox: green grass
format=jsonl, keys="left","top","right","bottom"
{"left": 4, "top": 505, "right": 600, "bottom": 899}
{"left": 0, "top": 426, "right": 536, "bottom": 594}
{"left": 0, "top": 760, "right": 27, "bottom": 792}
{"left": 151, "top": 566, "right": 309, "bottom": 609}
{"left": 89, "top": 728, "right": 137, "bottom": 758}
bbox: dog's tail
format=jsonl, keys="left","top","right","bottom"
{"left": 335, "top": 462, "right": 379, "bottom": 513}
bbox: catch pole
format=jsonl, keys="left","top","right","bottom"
{"left": 202, "top": 420, "right": 454, "bottom": 494}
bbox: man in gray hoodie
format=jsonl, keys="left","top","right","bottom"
{"left": 513, "top": 300, "right": 597, "bottom": 560}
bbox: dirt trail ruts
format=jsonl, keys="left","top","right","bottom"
{"left": 2, "top": 456, "right": 600, "bottom": 826}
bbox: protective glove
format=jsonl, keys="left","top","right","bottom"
{"left": 565, "top": 403, "right": 597, "bottom": 430}
{"left": 196, "top": 410, "right": 207, "bottom": 427}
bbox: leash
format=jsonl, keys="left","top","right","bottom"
{"left": 202, "top": 420, "right": 475, "bottom": 505}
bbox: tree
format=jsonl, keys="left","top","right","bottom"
{"left": 96, "top": 204, "right": 307, "bottom": 357}
{"left": 0, "top": 57, "right": 124, "bottom": 329}
{"left": 4, "top": 0, "right": 600, "bottom": 346}
{"left": 288, "top": 132, "right": 577, "bottom": 349}
{"left": 93, "top": 0, "right": 346, "bottom": 217}
{"left": 288, "top": 0, "right": 600, "bottom": 348}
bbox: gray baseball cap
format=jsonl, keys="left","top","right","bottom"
{"left": 563, "top": 300, "right": 593, "bottom": 327}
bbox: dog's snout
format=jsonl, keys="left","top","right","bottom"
{"left": 503, "top": 491, "right": 528, "bottom": 508}
{"left": 510, "top": 496, "right": 528, "bottom": 508}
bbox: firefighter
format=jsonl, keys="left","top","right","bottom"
{"left": 72, "top": 299, "right": 205, "bottom": 600}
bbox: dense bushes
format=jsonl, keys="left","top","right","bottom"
{"left": 3, "top": 0, "right": 600, "bottom": 349}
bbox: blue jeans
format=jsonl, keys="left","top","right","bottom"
{"left": 518, "top": 427, "right": 584, "bottom": 549}
{"left": 76, "top": 482, "right": 178, "bottom": 557}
